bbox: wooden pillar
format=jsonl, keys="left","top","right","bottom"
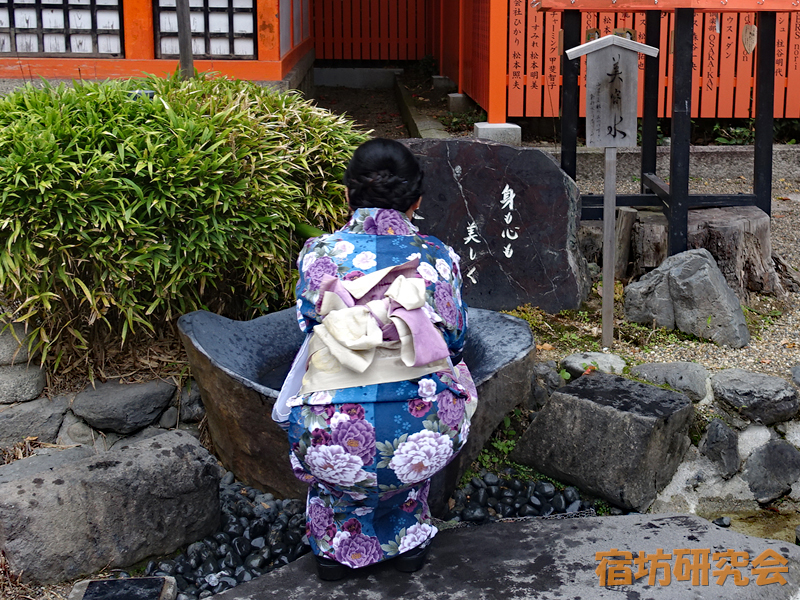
{"left": 458, "top": 0, "right": 464, "bottom": 93}
{"left": 123, "top": 0, "right": 155, "bottom": 59}
{"left": 486, "top": 0, "right": 508, "bottom": 123}
{"left": 668, "top": 7, "right": 693, "bottom": 256}
{"left": 560, "top": 9, "right": 580, "bottom": 180}
{"left": 257, "top": 0, "right": 282, "bottom": 62}
{"left": 754, "top": 11, "right": 776, "bottom": 216}
{"left": 176, "top": 0, "right": 194, "bottom": 79}
{"left": 640, "top": 10, "right": 660, "bottom": 190}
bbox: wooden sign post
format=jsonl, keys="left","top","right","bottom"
{"left": 566, "top": 35, "right": 658, "bottom": 348}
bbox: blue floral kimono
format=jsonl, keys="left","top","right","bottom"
{"left": 281, "top": 207, "right": 477, "bottom": 569}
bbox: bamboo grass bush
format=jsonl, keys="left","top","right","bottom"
{"left": 0, "top": 73, "right": 368, "bottom": 375}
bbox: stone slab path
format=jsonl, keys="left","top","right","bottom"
{"left": 215, "top": 513, "right": 800, "bottom": 599}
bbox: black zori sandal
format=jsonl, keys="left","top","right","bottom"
{"left": 394, "top": 544, "right": 430, "bottom": 573}
{"left": 315, "top": 555, "right": 349, "bottom": 581}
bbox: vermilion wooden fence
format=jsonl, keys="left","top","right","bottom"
{"left": 312, "top": 0, "right": 427, "bottom": 60}
{"left": 508, "top": 9, "right": 800, "bottom": 119}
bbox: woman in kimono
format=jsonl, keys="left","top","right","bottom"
{"left": 274, "top": 138, "right": 477, "bottom": 580}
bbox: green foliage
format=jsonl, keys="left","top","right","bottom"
{"left": 471, "top": 406, "right": 529, "bottom": 472}
{"left": 616, "top": 319, "right": 701, "bottom": 352}
{"left": 689, "top": 410, "right": 713, "bottom": 447}
{"left": 418, "top": 55, "right": 439, "bottom": 80}
{"left": 713, "top": 120, "right": 755, "bottom": 145}
{"left": 742, "top": 305, "right": 783, "bottom": 339}
{"left": 0, "top": 73, "right": 368, "bottom": 373}
{"left": 439, "top": 110, "right": 487, "bottom": 133}
{"left": 773, "top": 119, "right": 800, "bottom": 144}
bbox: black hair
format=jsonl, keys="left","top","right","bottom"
{"left": 343, "top": 138, "right": 423, "bottom": 213}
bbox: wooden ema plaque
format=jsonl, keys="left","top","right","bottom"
{"left": 537, "top": 0, "right": 800, "bottom": 11}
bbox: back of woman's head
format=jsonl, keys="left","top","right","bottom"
{"left": 344, "top": 138, "right": 423, "bottom": 212}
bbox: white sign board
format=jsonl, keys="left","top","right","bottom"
{"left": 565, "top": 35, "right": 659, "bottom": 149}
{"left": 585, "top": 46, "right": 639, "bottom": 148}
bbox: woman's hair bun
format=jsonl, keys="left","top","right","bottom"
{"left": 344, "top": 139, "right": 423, "bottom": 212}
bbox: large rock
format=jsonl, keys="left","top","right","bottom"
{"left": 711, "top": 368, "right": 799, "bottom": 426}
{"left": 560, "top": 351, "right": 625, "bottom": 380}
{"left": 510, "top": 372, "right": 693, "bottom": 511}
{"left": 0, "top": 395, "right": 70, "bottom": 448}
{"left": 178, "top": 307, "right": 536, "bottom": 515}
{"left": 529, "top": 360, "right": 564, "bottom": 411}
{"left": 0, "top": 323, "right": 33, "bottom": 365}
{"left": 211, "top": 513, "right": 800, "bottom": 600}
{"left": 0, "top": 430, "right": 220, "bottom": 583}
{"left": 0, "top": 445, "right": 95, "bottom": 486}
{"left": 624, "top": 248, "right": 750, "bottom": 348}
{"left": 741, "top": 440, "right": 800, "bottom": 504}
{"left": 652, "top": 445, "right": 760, "bottom": 515}
{"left": 0, "top": 363, "right": 46, "bottom": 404}
{"left": 630, "top": 361, "right": 709, "bottom": 402}
{"left": 698, "top": 418, "right": 740, "bottom": 479}
{"left": 71, "top": 379, "right": 176, "bottom": 434}
{"left": 402, "top": 139, "right": 590, "bottom": 313}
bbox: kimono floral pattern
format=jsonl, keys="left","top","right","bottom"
{"left": 285, "top": 207, "right": 477, "bottom": 568}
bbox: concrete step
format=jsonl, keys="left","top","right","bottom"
{"left": 215, "top": 513, "right": 800, "bottom": 599}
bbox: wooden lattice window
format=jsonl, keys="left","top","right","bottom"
{"left": 154, "top": 0, "right": 255, "bottom": 60}
{"left": 0, "top": 0, "right": 123, "bottom": 57}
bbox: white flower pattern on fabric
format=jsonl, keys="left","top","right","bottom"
{"left": 398, "top": 522, "right": 437, "bottom": 553}
{"left": 416, "top": 262, "right": 438, "bottom": 283}
{"left": 435, "top": 258, "right": 451, "bottom": 280}
{"left": 305, "top": 445, "right": 366, "bottom": 487}
{"left": 406, "top": 252, "right": 421, "bottom": 262}
{"left": 302, "top": 253, "right": 317, "bottom": 271}
{"left": 421, "top": 303, "right": 443, "bottom": 324}
{"left": 389, "top": 430, "right": 454, "bottom": 484}
{"left": 329, "top": 411, "right": 350, "bottom": 430}
{"left": 285, "top": 393, "right": 304, "bottom": 408}
{"left": 309, "top": 391, "right": 334, "bottom": 405}
{"left": 353, "top": 251, "right": 377, "bottom": 270}
{"left": 417, "top": 378, "right": 437, "bottom": 398}
{"left": 290, "top": 453, "right": 304, "bottom": 471}
{"left": 332, "top": 240, "right": 355, "bottom": 257}
{"left": 332, "top": 530, "right": 351, "bottom": 550}
{"left": 448, "top": 247, "right": 460, "bottom": 267}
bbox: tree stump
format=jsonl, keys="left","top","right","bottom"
{"left": 630, "top": 206, "right": 786, "bottom": 302}
{"left": 630, "top": 210, "right": 668, "bottom": 280}
{"left": 580, "top": 207, "right": 639, "bottom": 279}
{"left": 614, "top": 207, "right": 637, "bottom": 280}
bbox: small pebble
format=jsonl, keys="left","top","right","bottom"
{"left": 713, "top": 516, "right": 732, "bottom": 528}
{"left": 462, "top": 506, "right": 490, "bottom": 523}
{"left": 159, "top": 406, "right": 178, "bottom": 429}
{"left": 483, "top": 473, "right": 500, "bottom": 486}
{"left": 534, "top": 481, "right": 556, "bottom": 499}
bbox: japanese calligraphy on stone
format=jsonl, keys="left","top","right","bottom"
{"left": 461, "top": 183, "right": 519, "bottom": 285}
